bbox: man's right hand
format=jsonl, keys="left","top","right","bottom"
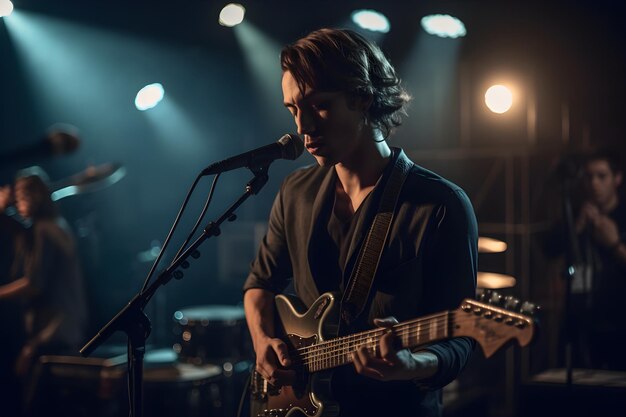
{"left": 253, "top": 335, "right": 295, "bottom": 387}
{"left": 244, "top": 288, "right": 296, "bottom": 387}
{"left": 576, "top": 202, "right": 600, "bottom": 234}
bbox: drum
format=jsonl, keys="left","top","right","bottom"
{"left": 142, "top": 349, "right": 224, "bottom": 417}
{"left": 172, "top": 305, "right": 252, "bottom": 365}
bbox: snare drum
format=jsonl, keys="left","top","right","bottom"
{"left": 172, "top": 305, "right": 252, "bottom": 365}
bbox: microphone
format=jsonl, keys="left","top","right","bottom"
{"left": 202, "top": 134, "right": 304, "bottom": 175}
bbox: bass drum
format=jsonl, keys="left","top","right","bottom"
{"left": 172, "top": 305, "right": 252, "bottom": 365}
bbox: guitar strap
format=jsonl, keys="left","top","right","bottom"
{"left": 339, "top": 149, "right": 412, "bottom": 327}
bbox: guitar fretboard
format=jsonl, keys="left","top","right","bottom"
{"left": 291, "top": 310, "right": 455, "bottom": 373}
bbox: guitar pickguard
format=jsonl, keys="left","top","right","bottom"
{"left": 250, "top": 293, "right": 341, "bottom": 417}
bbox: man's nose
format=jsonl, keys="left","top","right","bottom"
{"left": 296, "top": 110, "right": 316, "bottom": 136}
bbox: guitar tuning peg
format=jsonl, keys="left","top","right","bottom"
{"left": 488, "top": 292, "right": 503, "bottom": 306}
{"left": 504, "top": 296, "right": 520, "bottom": 311}
{"left": 520, "top": 301, "right": 541, "bottom": 316}
{"left": 477, "top": 289, "right": 492, "bottom": 302}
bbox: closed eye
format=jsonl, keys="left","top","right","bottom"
{"left": 284, "top": 104, "right": 297, "bottom": 117}
{"left": 312, "top": 100, "right": 331, "bottom": 111}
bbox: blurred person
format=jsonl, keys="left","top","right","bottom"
{"left": 0, "top": 186, "right": 26, "bottom": 417}
{"left": 0, "top": 167, "right": 88, "bottom": 413}
{"left": 572, "top": 149, "right": 626, "bottom": 370}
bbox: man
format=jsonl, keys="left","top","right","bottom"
{"left": 572, "top": 149, "right": 626, "bottom": 370}
{"left": 243, "top": 28, "right": 477, "bottom": 416}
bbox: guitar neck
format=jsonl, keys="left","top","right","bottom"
{"left": 294, "top": 310, "right": 454, "bottom": 373}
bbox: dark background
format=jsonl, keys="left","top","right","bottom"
{"left": 1, "top": 1, "right": 626, "bottom": 414}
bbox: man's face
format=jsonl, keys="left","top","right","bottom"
{"left": 583, "top": 159, "right": 622, "bottom": 207}
{"left": 282, "top": 71, "right": 368, "bottom": 167}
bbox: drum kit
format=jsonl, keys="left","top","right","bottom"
{"left": 139, "top": 306, "right": 252, "bottom": 417}
{"left": 123, "top": 305, "right": 254, "bottom": 417}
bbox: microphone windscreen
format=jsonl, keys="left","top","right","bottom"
{"left": 280, "top": 134, "right": 304, "bottom": 160}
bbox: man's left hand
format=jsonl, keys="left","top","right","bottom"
{"left": 591, "top": 215, "right": 621, "bottom": 248}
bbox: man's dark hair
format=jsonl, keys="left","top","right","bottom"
{"left": 585, "top": 147, "right": 623, "bottom": 175}
{"left": 280, "top": 28, "right": 411, "bottom": 140}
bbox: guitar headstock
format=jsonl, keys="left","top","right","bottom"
{"left": 453, "top": 289, "right": 539, "bottom": 358}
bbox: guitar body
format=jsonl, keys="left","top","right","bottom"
{"left": 250, "top": 292, "right": 341, "bottom": 417}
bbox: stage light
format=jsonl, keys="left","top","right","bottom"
{"left": 0, "top": 0, "right": 14, "bottom": 18}
{"left": 135, "top": 83, "right": 164, "bottom": 111}
{"left": 351, "top": 9, "right": 390, "bottom": 33}
{"left": 485, "top": 85, "right": 513, "bottom": 114}
{"left": 219, "top": 3, "right": 245, "bottom": 27}
{"left": 421, "top": 14, "right": 466, "bottom": 38}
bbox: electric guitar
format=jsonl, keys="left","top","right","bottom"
{"left": 249, "top": 289, "right": 539, "bottom": 417}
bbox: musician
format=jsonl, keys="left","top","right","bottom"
{"left": 572, "top": 149, "right": 626, "bottom": 370}
{"left": 243, "top": 28, "right": 477, "bottom": 416}
{"left": 0, "top": 168, "right": 88, "bottom": 395}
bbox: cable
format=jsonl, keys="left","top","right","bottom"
{"left": 172, "top": 173, "right": 221, "bottom": 262}
{"left": 236, "top": 369, "right": 252, "bottom": 417}
{"left": 139, "top": 172, "right": 220, "bottom": 294}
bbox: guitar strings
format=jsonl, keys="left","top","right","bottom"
{"left": 291, "top": 313, "right": 528, "bottom": 371}
{"left": 290, "top": 311, "right": 451, "bottom": 361}
{"left": 295, "top": 316, "right": 453, "bottom": 368}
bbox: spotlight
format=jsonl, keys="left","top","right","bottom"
{"left": 219, "top": 3, "right": 245, "bottom": 27}
{"left": 0, "top": 0, "right": 14, "bottom": 18}
{"left": 485, "top": 85, "right": 513, "bottom": 114}
{"left": 135, "top": 83, "right": 164, "bottom": 111}
{"left": 421, "top": 14, "right": 466, "bottom": 38}
{"left": 351, "top": 9, "right": 390, "bottom": 33}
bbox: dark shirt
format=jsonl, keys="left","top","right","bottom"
{"left": 13, "top": 217, "right": 88, "bottom": 352}
{"left": 244, "top": 148, "right": 478, "bottom": 416}
{"left": 315, "top": 181, "right": 370, "bottom": 295}
{"left": 546, "top": 201, "right": 626, "bottom": 370}
{"left": 585, "top": 202, "right": 626, "bottom": 327}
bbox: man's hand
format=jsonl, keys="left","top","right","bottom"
{"left": 0, "top": 185, "right": 12, "bottom": 211}
{"left": 253, "top": 336, "right": 296, "bottom": 387}
{"left": 351, "top": 317, "right": 438, "bottom": 382}
{"left": 590, "top": 215, "right": 621, "bottom": 248}
{"left": 576, "top": 202, "right": 600, "bottom": 234}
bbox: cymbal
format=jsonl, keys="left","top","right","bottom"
{"left": 478, "top": 236, "right": 507, "bottom": 253}
{"left": 50, "top": 163, "right": 126, "bottom": 201}
{"left": 477, "top": 271, "right": 516, "bottom": 289}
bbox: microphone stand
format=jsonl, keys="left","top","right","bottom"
{"left": 561, "top": 173, "right": 581, "bottom": 389}
{"left": 79, "top": 165, "right": 270, "bottom": 417}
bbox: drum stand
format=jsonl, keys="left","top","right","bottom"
{"left": 79, "top": 167, "right": 270, "bottom": 417}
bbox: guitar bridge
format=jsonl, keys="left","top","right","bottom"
{"left": 251, "top": 370, "right": 282, "bottom": 401}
